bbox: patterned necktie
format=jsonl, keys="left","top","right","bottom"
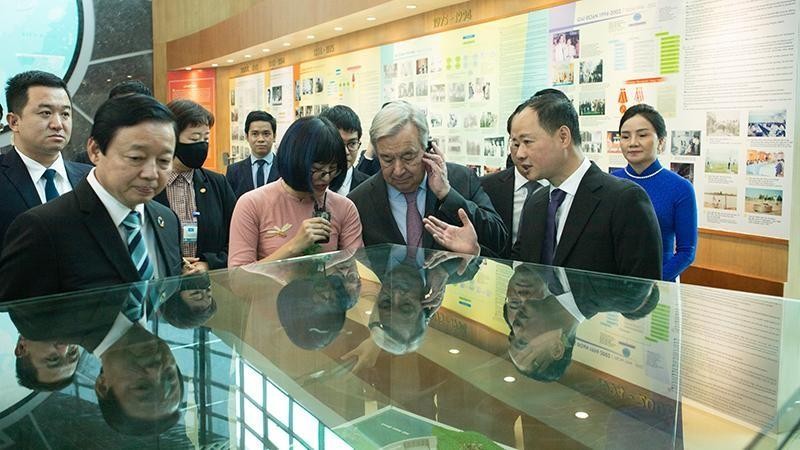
{"left": 254, "top": 159, "right": 267, "bottom": 187}
{"left": 403, "top": 191, "right": 423, "bottom": 250}
{"left": 122, "top": 211, "right": 154, "bottom": 321}
{"left": 42, "top": 168, "right": 59, "bottom": 202}
{"left": 540, "top": 188, "right": 567, "bottom": 266}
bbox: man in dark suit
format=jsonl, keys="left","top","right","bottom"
{"left": 320, "top": 105, "right": 370, "bottom": 195}
{"left": 510, "top": 95, "right": 662, "bottom": 279}
{"left": 0, "top": 94, "right": 183, "bottom": 302}
{"left": 0, "top": 70, "right": 91, "bottom": 252}
{"left": 349, "top": 100, "right": 507, "bottom": 256}
{"left": 225, "top": 110, "right": 280, "bottom": 198}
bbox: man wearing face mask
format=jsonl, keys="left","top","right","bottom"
{"left": 154, "top": 100, "right": 236, "bottom": 271}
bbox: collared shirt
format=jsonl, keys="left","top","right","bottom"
{"left": 386, "top": 174, "right": 428, "bottom": 244}
{"left": 551, "top": 157, "right": 591, "bottom": 245}
{"left": 15, "top": 147, "right": 72, "bottom": 203}
{"left": 512, "top": 169, "right": 549, "bottom": 243}
{"left": 553, "top": 267, "right": 586, "bottom": 322}
{"left": 336, "top": 166, "right": 355, "bottom": 196}
{"left": 93, "top": 312, "right": 143, "bottom": 357}
{"left": 166, "top": 169, "right": 197, "bottom": 257}
{"left": 86, "top": 168, "right": 162, "bottom": 278}
{"left": 250, "top": 152, "right": 274, "bottom": 188}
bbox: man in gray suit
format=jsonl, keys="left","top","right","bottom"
{"left": 348, "top": 100, "right": 507, "bottom": 256}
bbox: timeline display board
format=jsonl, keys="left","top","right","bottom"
{"left": 226, "top": 0, "right": 797, "bottom": 239}
{"left": 229, "top": 72, "right": 267, "bottom": 164}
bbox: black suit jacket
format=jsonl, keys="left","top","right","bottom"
{"left": 0, "top": 178, "right": 183, "bottom": 302}
{"left": 0, "top": 144, "right": 13, "bottom": 155}
{"left": 512, "top": 163, "right": 662, "bottom": 280}
{"left": 480, "top": 167, "right": 544, "bottom": 259}
{"left": 0, "top": 149, "right": 91, "bottom": 254}
{"left": 225, "top": 155, "right": 279, "bottom": 198}
{"left": 348, "top": 163, "right": 508, "bottom": 256}
{"left": 330, "top": 166, "right": 371, "bottom": 193}
{"left": 154, "top": 168, "right": 236, "bottom": 269}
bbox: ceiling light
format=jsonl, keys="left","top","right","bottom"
{"left": 211, "top": 63, "right": 219, "bottom": 67}
{"left": 406, "top": 4, "right": 417, "bottom": 9}
{"left": 244, "top": 54, "right": 252, "bottom": 58}
{"left": 575, "top": 411, "right": 589, "bottom": 419}
{"left": 226, "top": 59, "right": 234, "bottom": 63}
{"left": 262, "top": 48, "right": 270, "bottom": 52}
{"left": 448, "top": 349, "right": 460, "bottom": 354}
{"left": 503, "top": 376, "right": 516, "bottom": 383}
{"left": 184, "top": 67, "right": 192, "bottom": 71}
{"left": 334, "top": 26, "right": 343, "bottom": 31}
{"left": 106, "top": 78, "right": 111, "bottom": 82}
{"left": 366, "top": 16, "right": 376, "bottom": 21}
{"left": 126, "top": 75, "right": 132, "bottom": 79}
{"left": 283, "top": 42, "right": 291, "bottom": 46}
{"left": 307, "top": 35, "right": 315, "bottom": 39}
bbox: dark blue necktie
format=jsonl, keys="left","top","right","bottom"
{"left": 254, "top": 159, "right": 267, "bottom": 187}
{"left": 42, "top": 169, "right": 59, "bottom": 202}
{"left": 540, "top": 188, "right": 567, "bottom": 266}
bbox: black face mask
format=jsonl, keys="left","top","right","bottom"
{"left": 175, "top": 141, "right": 209, "bottom": 169}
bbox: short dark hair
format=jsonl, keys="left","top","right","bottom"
{"left": 5, "top": 70, "right": 70, "bottom": 114}
{"left": 619, "top": 103, "right": 667, "bottom": 140}
{"left": 319, "top": 105, "right": 362, "bottom": 138}
{"left": 245, "top": 110, "right": 276, "bottom": 134}
{"left": 16, "top": 355, "right": 76, "bottom": 391}
{"left": 515, "top": 95, "right": 581, "bottom": 146}
{"left": 277, "top": 275, "right": 349, "bottom": 350}
{"left": 108, "top": 80, "right": 153, "bottom": 99}
{"left": 506, "top": 88, "right": 569, "bottom": 133}
{"left": 160, "top": 275, "right": 218, "bottom": 329}
{"left": 276, "top": 116, "right": 346, "bottom": 192}
{"left": 91, "top": 94, "right": 177, "bottom": 154}
{"left": 97, "top": 366, "right": 184, "bottom": 435}
{"left": 166, "top": 99, "right": 214, "bottom": 133}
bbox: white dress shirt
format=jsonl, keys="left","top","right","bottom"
{"left": 336, "top": 166, "right": 355, "bottom": 196}
{"left": 550, "top": 157, "right": 592, "bottom": 245}
{"left": 512, "top": 169, "right": 549, "bottom": 243}
{"left": 15, "top": 147, "right": 73, "bottom": 203}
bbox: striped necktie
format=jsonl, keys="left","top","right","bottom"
{"left": 121, "top": 211, "right": 154, "bottom": 321}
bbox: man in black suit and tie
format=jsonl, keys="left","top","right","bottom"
{"left": 348, "top": 100, "right": 507, "bottom": 256}
{"left": 510, "top": 94, "right": 662, "bottom": 279}
{"left": 225, "top": 110, "right": 280, "bottom": 198}
{"left": 0, "top": 94, "right": 184, "bottom": 301}
{"left": 320, "top": 105, "right": 370, "bottom": 195}
{"left": 0, "top": 71, "right": 91, "bottom": 252}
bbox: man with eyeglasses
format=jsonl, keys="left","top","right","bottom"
{"left": 226, "top": 110, "right": 280, "bottom": 198}
{"left": 320, "top": 105, "right": 370, "bottom": 196}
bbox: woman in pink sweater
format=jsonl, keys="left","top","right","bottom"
{"left": 228, "top": 116, "right": 363, "bottom": 267}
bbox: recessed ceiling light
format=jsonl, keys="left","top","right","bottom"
{"left": 575, "top": 411, "right": 589, "bottom": 419}
{"left": 226, "top": 59, "right": 234, "bottom": 63}
{"left": 448, "top": 349, "right": 460, "bottom": 354}
{"left": 366, "top": 16, "right": 376, "bottom": 21}
{"left": 503, "top": 376, "right": 516, "bottom": 383}
{"left": 283, "top": 42, "right": 291, "bottom": 46}
{"left": 126, "top": 75, "right": 132, "bottom": 79}
{"left": 184, "top": 67, "right": 192, "bottom": 71}
{"left": 334, "top": 26, "right": 343, "bottom": 31}
{"left": 307, "top": 34, "right": 315, "bottom": 39}
{"left": 262, "top": 48, "right": 270, "bottom": 52}
{"left": 211, "top": 63, "right": 219, "bottom": 67}
{"left": 406, "top": 4, "right": 417, "bottom": 9}
{"left": 106, "top": 78, "right": 111, "bottom": 82}
{"left": 244, "top": 54, "right": 252, "bottom": 58}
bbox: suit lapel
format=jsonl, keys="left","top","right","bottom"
{"left": 144, "top": 202, "right": 181, "bottom": 278}
{"left": 75, "top": 180, "right": 140, "bottom": 282}
{"left": 240, "top": 159, "right": 256, "bottom": 192}
{"left": 374, "top": 177, "right": 407, "bottom": 245}
{"left": 2, "top": 149, "right": 42, "bottom": 209}
{"left": 65, "top": 161, "right": 86, "bottom": 187}
{"left": 267, "top": 159, "right": 280, "bottom": 183}
{"left": 498, "top": 169, "right": 515, "bottom": 235}
{"left": 193, "top": 169, "right": 209, "bottom": 218}
{"left": 554, "top": 165, "right": 602, "bottom": 266}
{"left": 422, "top": 182, "right": 439, "bottom": 248}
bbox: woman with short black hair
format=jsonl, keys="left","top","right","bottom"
{"left": 228, "top": 116, "right": 363, "bottom": 266}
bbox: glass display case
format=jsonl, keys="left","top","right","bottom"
{"left": 1, "top": 244, "right": 798, "bottom": 449}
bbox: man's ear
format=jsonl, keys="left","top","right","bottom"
{"left": 87, "top": 137, "right": 102, "bottom": 165}
{"left": 14, "top": 337, "right": 26, "bottom": 358}
{"left": 6, "top": 112, "right": 19, "bottom": 131}
{"left": 558, "top": 125, "right": 572, "bottom": 148}
{"left": 95, "top": 372, "right": 109, "bottom": 399}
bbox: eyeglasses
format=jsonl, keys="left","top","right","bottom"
{"left": 311, "top": 167, "right": 340, "bottom": 179}
{"left": 345, "top": 140, "right": 361, "bottom": 151}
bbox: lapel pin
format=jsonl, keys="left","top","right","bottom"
{"left": 200, "top": 187, "right": 207, "bottom": 194}
{"left": 157, "top": 216, "right": 165, "bottom": 228}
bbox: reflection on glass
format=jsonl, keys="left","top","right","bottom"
{"left": 244, "top": 398, "right": 264, "bottom": 437}
{"left": 267, "top": 378, "right": 291, "bottom": 427}
{"left": 244, "top": 363, "right": 264, "bottom": 406}
{"left": 293, "top": 401, "right": 320, "bottom": 448}
{"left": 268, "top": 419, "right": 291, "bottom": 449}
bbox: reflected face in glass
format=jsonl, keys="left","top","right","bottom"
{"left": 247, "top": 121, "right": 275, "bottom": 157}
{"left": 8, "top": 86, "right": 72, "bottom": 156}
{"left": 97, "top": 325, "right": 181, "bottom": 420}
{"left": 373, "top": 265, "right": 425, "bottom": 335}
{"left": 330, "top": 259, "right": 362, "bottom": 302}
{"left": 376, "top": 123, "right": 425, "bottom": 193}
{"left": 15, "top": 338, "right": 80, "bottom": 384}
{"left": 338, "top": 129, "right": 360, "bottom": 168}
{"left": 505, "top": 266, "right": 549, "bottom": 323}
{"left": 619, "top": 114, "right": 662, "bottom": 169}
{"left": 179, "top": 287, "right": 213, "bottom": 312}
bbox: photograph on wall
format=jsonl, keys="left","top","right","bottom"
{"left": 295, "top": 80, "right": 301, "bottom": 101}
{"left": 705, "top": 147, "right": 739, "bottom": 175}
{"left": 747, "top": 110, "right": 787, "bottom": 137}
{"left": 270, "top": 86, "right": 282, "bottom": 106}
{"left": 416, "top": 57, "right": 428, "bottom": 74}
{"left": 480, "top": 111, "right": 497, "bottom": 128}
{"left": 430, "top": 113, "right": 443, "bottom": 128}
{"left": 447, "top": 112, "right": 460, "bottom": 128}
{"left": 670, "top": 162, "right": 695, "bottom": 184}
{"left": 466, "top": 138, "right": 482, "bottom": 156}
{"left": 302, "top": 78, "right": 313, "bottom": 95}
{"left": 670, "top": 130, "right": 702, "bottom": 156}
{"left": 706, "top": 111, "right": 740, "bottom": 137}
{"left": 704, "top": 186, "right": 738, "bottom": 211}
{"left": 746, "top": 149, "right": 786, "bottom": 177}
{"left": 463, "top": 112, "right": 479, "bottom": 129}
{"left": 448, "top": 82, "right": 466, "bottom": 102}
{"left": 579, "top": 92, "right": 605, "bottom": 116}
{"left": 415, "top": 79, "right": 428, "bottom": 97}
{"left": 431, "top": 84, "right": 446, "bottom": 102}
{"left": 606, "top": 131, "right": 621, "bottom": 153}
{"left": 579, "top": 59, "right": 603, "bottom": 84}
{"left": 745, "top": 188, "right": 783, "bottom": 216}
{"left": 552, "top": 63, "right": 574, "bottom": 86}
{"left": 552, "top": 30, "right": 580, "bottom": 62}
{"left": 483, "top": 136, "right": 506, "bottom": 158}
{"left": 448, "top": 135, "right": 463, "bottom": 154}
{"left": 383, "top": 62, "right": 398, "bottom": 78}
{"left": 314, "top": 77, "right": 324, "bottom": 93}
{"left": 581, "top": 130, "right": 603, "bottom": 153}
